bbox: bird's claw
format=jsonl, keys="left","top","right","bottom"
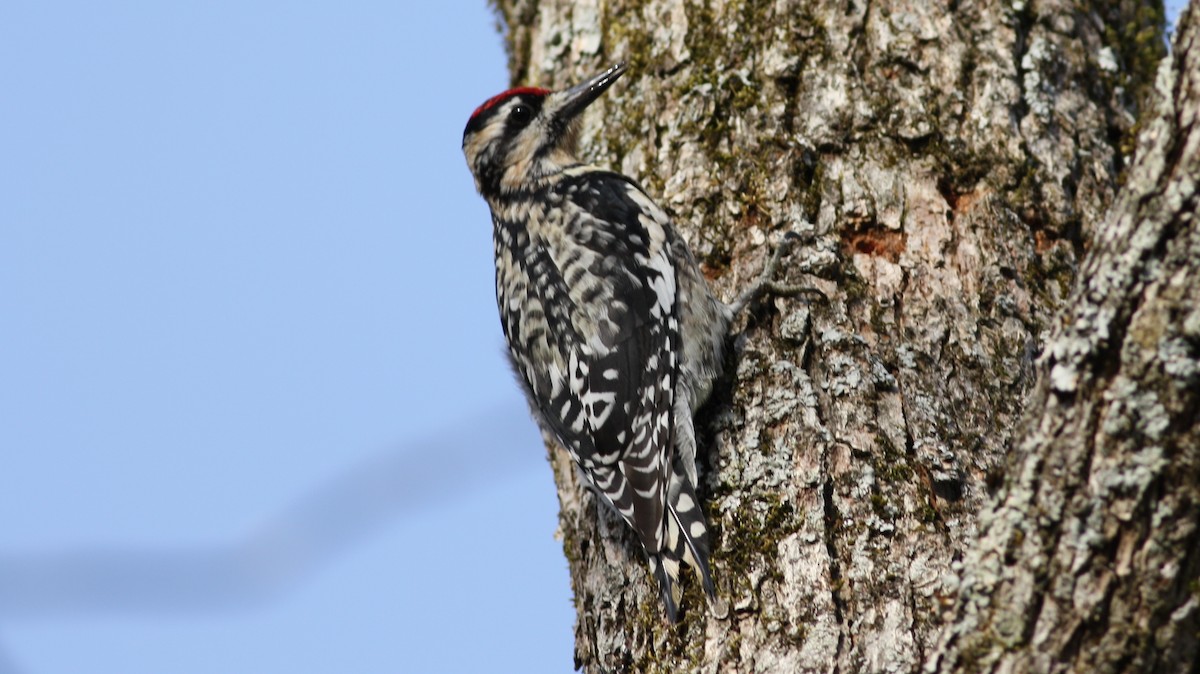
{"left": 729, "top": 230, "right": 823, "bottom": 314}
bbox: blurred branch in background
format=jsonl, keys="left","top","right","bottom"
{"left": 0, "top": 403, "right": 540, "bottom": 620}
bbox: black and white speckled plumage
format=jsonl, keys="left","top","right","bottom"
{"left": 462, "top": 64, "right": 729, "bottom": 622}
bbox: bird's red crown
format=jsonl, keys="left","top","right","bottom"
{"left": 469, "top": 87, "right": 551, "bottom": 121}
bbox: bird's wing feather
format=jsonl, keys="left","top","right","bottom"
{"left": 532, "top": 169, "right": 680, "bottom": 552}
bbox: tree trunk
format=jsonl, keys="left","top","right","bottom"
{"left": 929, "top": 8, "right": 1200, "bottom": 673}
{"left": 485, "top": 1, "right": 1190, "bottom": 672}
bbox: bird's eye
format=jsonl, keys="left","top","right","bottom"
{"left": 510, "top": 104, "right": 532, "bottom": 126}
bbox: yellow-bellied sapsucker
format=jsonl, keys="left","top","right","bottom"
{"left": 462, "top": 63, "right": 796, "bottom": 622}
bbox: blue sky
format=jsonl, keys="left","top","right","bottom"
{"left": 1, "top": 2, "right": 572, "bottom": 672}
{"left": 1, "top": 1, "right": 1190, "bottom": 673}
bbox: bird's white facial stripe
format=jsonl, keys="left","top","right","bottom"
{"left": 502, "top": 121, "right": 545, "bottom": 189}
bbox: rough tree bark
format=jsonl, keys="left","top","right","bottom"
{"left": 930, "top": 10, "right": 1200, "bottom": 673}
{"left": 485, "top": 0, "right": 1191, "bottom": 672}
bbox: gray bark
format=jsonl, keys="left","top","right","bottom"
{"left": 486, "top": 0, "right": 1189, "bottom": 672}
{"left": 930, "top": 8, "right": 1200, "bottom": 673}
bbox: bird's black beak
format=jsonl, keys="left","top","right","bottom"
{"left": 554, "top": 62, "right": 627, "bottom": 127}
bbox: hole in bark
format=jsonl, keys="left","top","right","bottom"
{"left": 984, "top": 465, "right": 1005, "bottom": 494}
{"left": 841, "top": 226, "right": 905, "bottom": 263}
{"left": 937, "top": 174, "right": 960, "bottom": 211}
{"left": 931, "top": 475, "right": 966, "bottom": 502}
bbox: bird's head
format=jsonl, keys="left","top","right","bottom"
{"left": 462, "top": 63, "right": 626, "bottom": 199}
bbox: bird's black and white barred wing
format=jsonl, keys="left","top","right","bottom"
{"left": 510, "top": 168, "right": 680, "bottom": 556}
{"left": 552, "top": 168, "right": 681, "bottom": 555}
{"left": 493, "top": 167, "right": 716, "bottom": 621}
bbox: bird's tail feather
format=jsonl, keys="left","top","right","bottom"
{"left": 648, "top": 454, "right": 715, "bottom": 622}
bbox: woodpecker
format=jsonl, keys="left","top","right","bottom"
{"left": 462, "top": 63, "right": 796, "bottom": 622}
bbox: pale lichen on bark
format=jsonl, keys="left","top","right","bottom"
{"left": 931, "top": 6, "right": 1200, "bottom": 671}
{"left": 483, "top": 0, "right": 1179, "bottom": 672}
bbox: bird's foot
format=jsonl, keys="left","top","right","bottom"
{"left": 729, "top": 231, "right": 826, "bottom": 315}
